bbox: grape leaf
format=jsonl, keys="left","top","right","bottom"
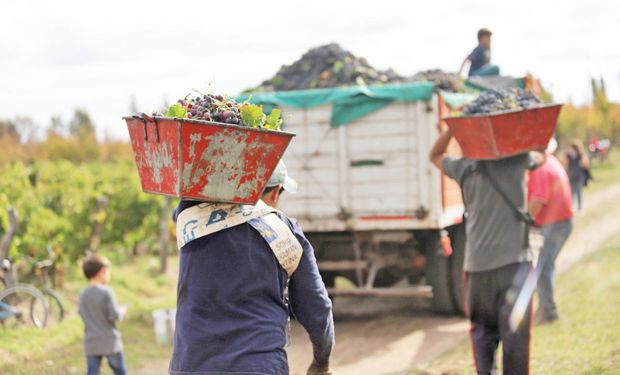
{"left": 165, "top": 103, "right": 187, "bottom": 118}
{"left": 264, "top": 109, "right": 283, "bottom": 130}
{"left": 240, "top": 104, "right": 265, "bottom": 128}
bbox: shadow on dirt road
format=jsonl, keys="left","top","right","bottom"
{"left": 287, "top": 298, "right": 469, "bottom": 375}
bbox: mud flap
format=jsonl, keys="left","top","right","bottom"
{"left": 425, "top": 232, "right": 456, "bottom": 315}
{"left": 320, "top": 271, "right": 336, "bottom": 288}
{"left": 448, "top": 223, "right": 466, "bottom": 316}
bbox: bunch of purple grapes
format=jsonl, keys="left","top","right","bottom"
{"left": 181, "top": 94, "right": 242, "bottom": 125}
{"left": 463, "top": 88, "right": 543, "bottom": 115}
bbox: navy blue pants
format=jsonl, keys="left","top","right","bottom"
{"left": 466, "top": 262, "right": 532, "bottom": 375}
{"left": 86, "top": 352, "right": 127, "bottom": 375}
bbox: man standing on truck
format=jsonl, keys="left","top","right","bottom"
{"left": 458, "top": 28, "right": 498, "bottom": 77}
{"left": 528, "top": 139, "right": 573, "bottom": 324}
{"left": 169, "top": 161, "right": 334, "bottom": 375}
{"left": 430, "top": 128, "right": 534, "bottom": 374}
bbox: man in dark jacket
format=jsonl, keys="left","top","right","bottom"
{"left": 169, "top": 161, "right": 334, "bottom": 375}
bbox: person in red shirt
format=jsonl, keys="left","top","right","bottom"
{"left": 528, "top": 139, "right": 574, "bottom": 323}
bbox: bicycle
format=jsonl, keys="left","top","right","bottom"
{"left": 17, "top": 247, "right": 65, "bottom": 325}
{"left": 0, "top": 261, "right": 48, "bottom": 329}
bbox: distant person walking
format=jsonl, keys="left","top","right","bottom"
{"left": 78, "top": 254, "right": 128, "bottom": 375}
{"left": 458, "top": 28, "right": 498, "bottom": 77}
{"left": 564, "top": 140, "right": 590, "bottom": 212}
{"left": 528, "top": 140, "right": 573, "bottom": 323}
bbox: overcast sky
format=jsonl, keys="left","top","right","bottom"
{"left": 2, "top": 0, "right": 619, "bottom": 139}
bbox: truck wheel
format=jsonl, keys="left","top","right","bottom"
{"left": 375, "top": 267, "right": 403, "bottom": 287}
{"left": 424, "top": 232, "right": 455, "bottom": 315}
{"left": 448, "top": 223, "right": 466, "bottom": 316}
{"left": 320, "top": 271, "right": 336, "bottom": 288}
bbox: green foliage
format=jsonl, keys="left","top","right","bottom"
{"left": 0, "top": 108, "right": 172, "bottom": 263}
{"left": 0, "top": 160, "right": 168, "bottom": 262}
{"left": 527, "top": 243, "right": 620, "bottom": 374}
{"left": 38, "top": 133, "right": 101, "bottom": 162}
{"left": 240, "top": 104, "right": 265, "bottom": 128}
{"left": 265, "top": 109, "right": 283, "bottom": 130}
{"left": 165, "top": 103, "right": 187, "bottom": 118}
{"left": 239, "top": 104, "right": 284, "bottom": 130}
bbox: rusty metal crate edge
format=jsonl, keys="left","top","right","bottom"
{"left": 125, "top": 115, "right": 295, "bottom": 204}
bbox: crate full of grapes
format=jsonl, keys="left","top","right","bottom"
{"left": 124, "top": 93, "right": 295, "bottom": 204}
{"left": 444, "top": 89, "right": 563, "bottom": 160}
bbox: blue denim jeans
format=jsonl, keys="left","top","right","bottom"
{"left": 536, "top": 219, "right": 573, "bottom": 319}
{"left": 86, "top": 352, "right": 127, "bottom": 375}
{"left": 570, "top": 181, "right": 583, "bottom": 211}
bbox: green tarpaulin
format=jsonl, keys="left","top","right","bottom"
{"left": 237, "top": 82, "right": 434, "bottom": 127}
{"left": 439, "top": 90, "right": 478, "bottom": 109}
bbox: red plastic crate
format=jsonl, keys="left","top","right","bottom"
{"left": 443, "top": 104, "right": 563, "bottom": 160}
{"left": 125, "top": 115, "right": 295, "bottom": 204}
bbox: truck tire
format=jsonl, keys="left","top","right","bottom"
{"left": 424, "top": 232, "right": 455, "bottom": 315}
{"left": 448, "top": 223, "right": 466, "bottom": 316}
{"left": 375, "top": 267, "right": 403, "bottom": 287}
{"left": 320, "top": 271, "right": 336, "bottom": 288}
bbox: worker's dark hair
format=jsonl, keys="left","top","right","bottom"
{"left": 570, "top": 139, "right": 586, "bottom": 158}
{"left": 477, "top": 28, "right": 492, "bottom": 41}
{"left": 82, "top": 254, "right": 109, "bottom": 279}
{"left": 263, "top": 185, "right": 284, "bottom": 195}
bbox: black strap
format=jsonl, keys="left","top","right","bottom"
{"left": 479, "top": 162, "right": 533, "bottom": 248}
{"left": 478, "top": 163, "right": 534, "bottom": 225}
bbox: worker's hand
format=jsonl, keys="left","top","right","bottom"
{"left": 307, "top": 359, "right": 332, "bottom": 375}
{"left": 436, "top": 119, "right": 451, "bottom": 133}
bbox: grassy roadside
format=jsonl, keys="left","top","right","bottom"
{"left": 417, "top": 234, "right": 620, "bottom": 375}
{"left": 0, "top": 254, "right": 177, "bottom": 375}
{"left": 584, "top": 150, "right": 619, "bottom": 193}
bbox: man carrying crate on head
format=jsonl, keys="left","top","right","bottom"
{"left": 430, "top": 128, "right": 535, "bottom": 375}
{"left": 170, "top": 160, "right": 334, "bottom": 375}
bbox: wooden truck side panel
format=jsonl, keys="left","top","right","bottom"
{"left": 279, "top": 96, "right": 462, "bottom": 232}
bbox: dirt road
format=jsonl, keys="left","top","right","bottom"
{"left": 136, "top": 182, "right": 620, "bottom": 375}
{"left": 287, "top": 304, "right": 469, "bottom": 375}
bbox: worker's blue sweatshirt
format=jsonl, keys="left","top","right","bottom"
{"left": 169, "top": 200, "right": 334, "bottom": 375}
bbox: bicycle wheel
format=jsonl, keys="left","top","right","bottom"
{"left": 0, "top": 284, "right": 48, "bottom": 328}
{"left": 37, "top": 288, "right": 64, "bottom": 325}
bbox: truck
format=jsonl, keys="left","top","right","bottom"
{"left": 240, "top": 77, "right": 539, "bottom": 315}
